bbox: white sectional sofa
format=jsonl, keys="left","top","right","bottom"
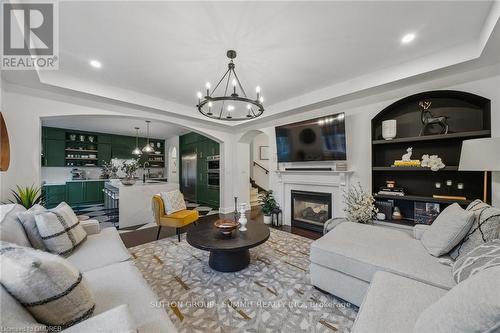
{"left": 310, "top": 222, "right": 455, "bottom": 306}
{"left": 0, "top": 204, "right": 177, "bottom": 333}
{"left": 310, "top": 220, "right": 499, "bottom": 333}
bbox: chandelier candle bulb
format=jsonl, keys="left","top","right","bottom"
{"left": 196, "top": 50, "right": 264, "bottom": 120}
{"left": 205, "top": 82, "right": 211, "bottom": 96}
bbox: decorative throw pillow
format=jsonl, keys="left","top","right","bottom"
{"left": 0, "top": 242, "right": 95, "bottom": 329}
{"left": 414, "top": 266, "right": 500, "bottom": 333}
{"left": 420, "top": 203, "right": 475, "bottom": 257}
{"left": 450, "top": 200, "right": 500, "bottom": 260}
{"left": 17, "top": 204, "right": 47, "bottom": 250}
{"left": 161, "top": 190, "right": 187, "bottom": 215}
{"left": 35, "top": 202, "right": 87, "bottom": 256}
{"left": 452, "top": 239, "right": 500, "bottom": 283}
{"left": 0, "top": 204, "right": 31, "bottom": 247}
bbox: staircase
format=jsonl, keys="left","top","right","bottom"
{"left": 250, "top": 178, "right": 265, "bottom": 207}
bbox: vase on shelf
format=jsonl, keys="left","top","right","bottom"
{"left": 382, "top": 120, "right": 397, "bottom": 140}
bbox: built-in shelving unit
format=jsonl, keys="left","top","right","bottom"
{"left": 371, "top": 90, "right": 491, "bottom": 226}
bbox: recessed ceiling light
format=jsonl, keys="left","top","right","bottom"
{"left": 401, "top": 33, "right": 416, "bottom": 44}
{"left": 89, "top": 60, "right": 102, "bottom": 68}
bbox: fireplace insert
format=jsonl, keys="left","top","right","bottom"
{"left": 291, "top": 190, "right": 332, "bottom": 233}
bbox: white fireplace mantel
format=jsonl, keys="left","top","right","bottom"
{"left": 274, "top": 170, "right": 353, "bottom": 227}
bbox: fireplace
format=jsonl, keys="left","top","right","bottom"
{"left": 291, "top": 190, "right": 332, "bottom": 232}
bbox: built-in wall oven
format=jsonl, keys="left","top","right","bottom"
{"left": 207, "top": 155, "right": 220, "bottom": 190}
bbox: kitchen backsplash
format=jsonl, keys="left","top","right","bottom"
{"left": 42, "top": 166, "right": 166, "bottom": 184}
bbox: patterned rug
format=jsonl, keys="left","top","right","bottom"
{"left": 130, "top": 227, "right": 358, "bottom": 333}
{"left": 72, "top": 201, "right": 219, "bottom": 232}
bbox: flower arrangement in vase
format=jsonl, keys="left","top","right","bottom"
{"left": 120, "top": 160, "right": 139, "bottom": 185}
{"left": 343, "top": 183, "right": 378, "bottom": 224}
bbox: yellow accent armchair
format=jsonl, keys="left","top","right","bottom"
{"left": 152, "top": 194, "right": 199, "bottom": 241}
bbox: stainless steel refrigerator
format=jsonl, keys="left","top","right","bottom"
{"left": 181, "top": 153, "right": 197, "bottom": 201}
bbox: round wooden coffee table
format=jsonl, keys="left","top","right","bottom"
{"left": 187, "top": 219, "right": 270, "bottom": 272}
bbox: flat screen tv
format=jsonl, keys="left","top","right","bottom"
{"left": 275, "top": 113, "right": 346, "bottom": 162}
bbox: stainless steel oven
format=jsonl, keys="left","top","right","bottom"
{"left": 207, "top": 171, "right": 219, "bottom": 190}
{"left": 207, "top": 155, "right": 220, "bottom": 172}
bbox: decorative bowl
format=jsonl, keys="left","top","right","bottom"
{"left": 120, "top": 178, "right": 136, "bottom": 186}
{"left": 214, "top": 219, "right": 240, "bottom": 235}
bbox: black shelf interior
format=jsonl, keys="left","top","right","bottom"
{"left": 371, "top": 90, "right": 491, "bottom": 226}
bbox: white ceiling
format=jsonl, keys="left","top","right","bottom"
{"left": 42, "top": 115, "right": 189, "bottom": 139}
{"left": 5, "top": 1, "right": 500, "bottom": 127}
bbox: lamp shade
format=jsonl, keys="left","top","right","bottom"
{"left": 459, "top": 138, "right": 500, "bottom": 171}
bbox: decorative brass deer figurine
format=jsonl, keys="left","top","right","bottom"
{"left": 419, "top": 101, "right": 449, "bottom": 136}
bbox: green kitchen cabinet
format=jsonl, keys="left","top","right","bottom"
{"left": 98, "top": 143, "right": 112, "bottom": 166}
{"left": 84, "top": 181, "right": 104, "bottom": 202}
{"left": 43, "top": 184, "right": 66, "bottom": 208}
{"left": 66, "top": 181, "right": 105, "bottom": 205}
{"left": 66, "top": 182, "right": 85, "bottom": 205}
{"left": 43, "top": 127, "right": 66, "bottom": 140}
{"left": 98, "top": 134, "right": 112, "bottom": 144}
{"left": 44, "top": 139, "right": 66, "bottom": 166}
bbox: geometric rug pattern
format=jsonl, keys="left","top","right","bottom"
{"left": 130, "top": 227, "right": 358, "bottom": 332}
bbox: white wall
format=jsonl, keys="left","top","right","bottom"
{"left": 165, "top": 136, "right": 179, "bottom": 183}
{"left": 0, "top": 84, "right": 237, "bottom": 212}
{"left": 237, "top": 69, "right": 500, "bottom": 210}
{"left": 251, "top": 132, "right": 270, "bottom": 190}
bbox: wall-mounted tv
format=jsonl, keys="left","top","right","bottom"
{"left": 275, "top": 113, "right": 347, "bottom": 162}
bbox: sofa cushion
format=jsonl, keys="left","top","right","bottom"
{"left": 420, "top": 203, "right": 475, "bottom": 257}
{"left": 0, "top": 204, "right": 31, "bottom": 247}
{"left": 0, "top": 242, "right": 95, "bottom": 329}
{"left": 67, "top": 227, "right": 131, "bottom": 272}
{"left": 17, "top": 204, "right": 47, "bottom": 250}
{"left": 450, "top": 200, "right": 500, "bottom": 260}
{"left": 414, "top": 266, "right": 500, "bottom": 333}
{"left": 161, "top": 190, "right": 186, "bottom": 215}
{"left": 63, "top": 304, "right": 137, "bottom": 333}
{"left": 84, "top": 261, "right": 177, "bottom": 333}
{"left": 310, "top": 222, "right": 455, "bottom": 289}
{"left": 0, "top": 285, "right": 46, "bottom": 332}
{"left": 35, "top": 202, "right": 87, "bottom": 256}
{"left": 452, "top": 239, "right": 500, "bottom": 283}
{"left": 352, "top": 271, "right": 447, "bottom": 333}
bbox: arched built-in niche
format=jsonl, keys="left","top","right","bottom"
{"left": 371, "top": 90, "right": 491, "bottom": 226}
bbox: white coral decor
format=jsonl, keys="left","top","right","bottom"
{"left": 421, "top": 154, "right": 445, "bottom": 171}
{"left": 343, "top": 183, "right": 378, "bottom": 224}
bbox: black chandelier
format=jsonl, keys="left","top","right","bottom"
{"left": 197, "top": 50, "right": 264, "bottom": 121}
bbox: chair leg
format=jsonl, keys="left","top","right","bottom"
{"left": 156, "top": 226, "right": 162, "bottom": 240}
{"left": 177, "top": 228, "right": 181, "bottom": 242}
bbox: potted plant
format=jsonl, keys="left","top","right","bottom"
{"left": 120, "top": 160, "right": 139, "bottom": 185}
{"left": 100, "top": 160, "right": 119, "bottom": 179}
{"left": 258, "top": 190, "right": 277, "bottom": 225}
{"left": 343, "top": 183, "right": 378, "bottom": 224}
{"left": 8, "top": 185, "right": 44, "bottom": 209}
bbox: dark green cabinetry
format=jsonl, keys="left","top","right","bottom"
{"left": 43, "top": 181, "right": 105, "bottom": 208}
{"left": 97, "top": 143, "right": 112, "bottom": 166}
{"left": 66, "top": 181, "right": 105, "bottom": 205}
{"left": 180, "top": 132, "right": 220, "bottom": 208}
{"left": 66, "top": 182, "right": 85, "bottom": 204}
{"left": 44, "top": 139, "right": 65, "bottom": 166}
{"left": 42, "top": 127, "right": 165, "bottom": 167}
{"left": 43, "top": 185, "right": 66, "bottom": 208}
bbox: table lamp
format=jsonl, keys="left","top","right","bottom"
{"left": 459, "top": 137, "right": 500, "bottom": 203}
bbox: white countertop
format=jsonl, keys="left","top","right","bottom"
{"left": 43, "top": 179, "right": 108, "bottom": 186}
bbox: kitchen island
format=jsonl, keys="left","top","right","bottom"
{"left": 105, "top": 180, "right": 179, "bottom": 229}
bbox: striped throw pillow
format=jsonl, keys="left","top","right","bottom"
{"left": 0, "top": 242, "right": 95, "bottom": 329}
{"left": 453, "top": 239, "right": 500, "bottom": 283}
{"left": 17, "top": 204, "right": 47, "bottom": 250}
{"left": 35, "top": 202, "right": 87, "bottom": 256}
{"left": 450, "top": 200, "right": 500, "bottom": 260}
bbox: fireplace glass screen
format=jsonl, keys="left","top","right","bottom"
{"left": 291, "top": 190, "right": 332, "bottom": 232}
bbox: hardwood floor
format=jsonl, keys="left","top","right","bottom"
{"left": 119, "top": 206, "right": 322, "bottom": 248}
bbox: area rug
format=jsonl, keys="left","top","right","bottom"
{"left": 130, "top": 228, "right": 358, "bottom": 333}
